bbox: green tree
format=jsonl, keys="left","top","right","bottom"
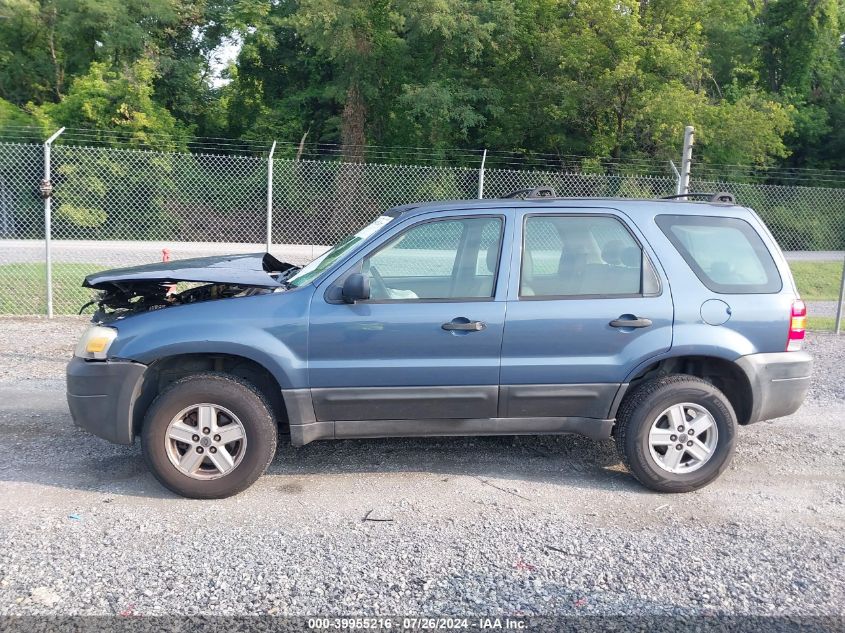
{"left": 222, "top": 0, "right": 335, "bottom": 147}
{"left": 26, "top": 60, "right": 187, "bottom": 238}
{"left": 0, "top": 0, "right": 226, "bottom": 134}
{"left": 35, "top": 60, "right": 187, "bottom": 150}
{"left": 635, "top": 82, "right": 793, "bottom": 165}
{"left": 285, "top": 0, "right": 405, "bottom": 161}
{"left": 756, "top": 0, "right": 843, "bottom": 168}
{"left": 2, "top": 0, "right": 843, "bottom": 172}
{"left": 388, "top": 0, "right": 514, "bottom": 150}
{"left": 0, "top": 97, "right": 41, "bottom": 130}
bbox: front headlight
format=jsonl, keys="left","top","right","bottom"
{"left": 74, "top": 325, "right": 118, "bottom": 360}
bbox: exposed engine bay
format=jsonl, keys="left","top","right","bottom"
{"left": 82, "top": 282, "right": 278, "bottom": 321}
{"left": 79, "top": 252, "right": 298, "bottom": 321}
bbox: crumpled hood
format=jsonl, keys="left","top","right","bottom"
{"left": 84, "top": 252, "right": 295, "bottom": 290}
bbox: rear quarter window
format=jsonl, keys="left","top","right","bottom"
{"left": 656, "top": 214, "right": 782, "bottom": 294}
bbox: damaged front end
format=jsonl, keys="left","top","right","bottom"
{"left": 81, "top": 253, "right": 298, "bottom": 321}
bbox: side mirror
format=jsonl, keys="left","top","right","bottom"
{"left": 342, "top": 273, "right": 370, "bottom": 303}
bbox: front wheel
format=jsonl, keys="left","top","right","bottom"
{"left": 615, "top": 375, "right": 737, "bottom": 493}
{"left": 141, "top": 373, "right": 278, "bottom": 499}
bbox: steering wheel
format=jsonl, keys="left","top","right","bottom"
{"left": 368, "top": 265, "right": 390, "bottom": 299}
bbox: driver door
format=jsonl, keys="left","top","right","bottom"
{"left": 307, "top": 213, "right": 508, "bottom": 425}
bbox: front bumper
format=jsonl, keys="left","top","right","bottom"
{"left": 66, "top": 357, "right": 148, "bottom": 444}
{"left": 736, "top": 351, "right": 813, "bottom": 424}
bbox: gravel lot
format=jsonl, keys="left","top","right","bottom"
{"left": 0, "top": 317, "right": 843, "bottom": 620}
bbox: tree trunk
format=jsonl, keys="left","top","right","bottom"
{"left": 45, "top": 8, "right": 63, "bottom": 98}
{"left": 326, "top": 82, "right": 369, "bottom": 242}
{"left": 295, "top": 128, "right": 310, "bottom": 161}
{"left": 341, "top": 82, "right": 366, "bottom": 163}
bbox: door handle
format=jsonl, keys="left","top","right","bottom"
{"left": 442, "top": 320, "right": 486, "bottom": 332}
{"left": 609, "top": 316, "right": 653, "bottom": 328}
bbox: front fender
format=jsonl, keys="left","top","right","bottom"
{"left": 106, "top": 291, "right": 311, "bottom": 389}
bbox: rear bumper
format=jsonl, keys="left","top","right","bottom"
{"left": 66, "top": 357, "right": 148, "bottom": 444}
{"left": 736, "top": 351, "right": 812, "bottom": 424}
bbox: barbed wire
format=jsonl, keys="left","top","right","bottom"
{"left": 2, "top": 125, "right": 844, "bottom": 186}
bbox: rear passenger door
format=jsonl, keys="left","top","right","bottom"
{"left": 499, "top": 210, "right": 673, "bottom": 420}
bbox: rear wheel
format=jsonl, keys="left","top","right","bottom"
{"left": 141, "top": 373, "right": 278, "bottom": 499}
{"left": 615, "top": 375, "right": 736, "bottom": 493}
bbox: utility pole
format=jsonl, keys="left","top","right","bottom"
{"left": 678, "top": 126, "right": 694, "bottom": 197}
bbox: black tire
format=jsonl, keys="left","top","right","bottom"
{"left": 141, "top": 373, "right": 278, "bottom": 499}
{"left": 615, "top": 375, "right": 737, "bottom": 493}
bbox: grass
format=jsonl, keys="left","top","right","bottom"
{"left": 0, "top": 260, "right": 842, "bottom": 330}
{"left": 789, "top": 260, "right": 843, "bottom": 301}
{"left": 0, "top": 262, "right": 100, "bottom": 315}
{"left": 807, "top": 316, "right": 837, "bottom": 332}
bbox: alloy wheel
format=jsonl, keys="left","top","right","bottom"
{"left": 164, "top": 403, "right": 248, "bottom": 480}
{"left": 647, "top": 402, "right": 719, "bottom": 474}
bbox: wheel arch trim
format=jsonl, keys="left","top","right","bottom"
{"left": 126, "top": 341, "right": 301, "bottom": 389}
{"left": 129, "top": 349, "right": 295, "bottom": 440}
{"left": 614, "top": 352, "right": 754, "bottom": 424}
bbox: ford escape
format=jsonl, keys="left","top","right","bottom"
{"left": 67, "top": 189, "right": 812, "bottom": 498}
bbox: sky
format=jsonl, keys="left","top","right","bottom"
{"left": 207, "top": 35, "right": 243, "bottom": 88}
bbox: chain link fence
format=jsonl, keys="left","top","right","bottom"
{"left": 0, "top": 141, "right": 843, "bottom": 318}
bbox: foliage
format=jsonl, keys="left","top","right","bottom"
{"left": 0, "top": 97, "right": 40, "bottom": 130}
{"left": 0, "top": 0, "right": 842, "bottom": 172}
{"left": 35, "top": 61, "right": 188, "bottom": 151}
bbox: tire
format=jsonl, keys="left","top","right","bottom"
{"left": 615, "top": 374, "right": 737, "bottom": 493}
{"left": 141, "top": 372, "right": 278, "bottom": 499}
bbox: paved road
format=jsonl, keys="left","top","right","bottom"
{"left": 808, "top": 300, "right": 843, "bottom": 318}
{"left": 0, "top": 239, "right": 330, "bottom": 267}
{"left": 1, "top": 239, "right": 842, "bottom": 267}
{"left": 783, "top": 251, "right": 844, "bottom": 262}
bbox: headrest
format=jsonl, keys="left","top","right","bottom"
{"left": 486, "top": 244, "right": 499, "bottom": 273}
{"left": 620, "top": 246, "right": 640, "bottom": 268}
{"left": 601, "top": 240, "right": 625, "bottom": 265}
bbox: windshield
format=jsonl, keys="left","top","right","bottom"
{"left": 287, "top": 215, "right": 394, "bottom": 287}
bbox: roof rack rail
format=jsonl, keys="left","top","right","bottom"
{"left": 661, "top": 192, "right": 736, "bottom": 204}
{"left": 502, "top": 186, "right": 557, "bottom": 199}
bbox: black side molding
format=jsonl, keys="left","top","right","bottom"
{"left": 288, "top": 414, "right": 614, "bottom": 446}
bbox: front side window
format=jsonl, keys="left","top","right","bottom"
{"left": 521, "top": 215, "right": 656, "bottom": 298}
{"left": 353, "top": 216, "right": 503, "bottom": 301}
{"left": 656, "top": 215, "right": 782, "bottom": 294}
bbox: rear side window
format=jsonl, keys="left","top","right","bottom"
{"left": 656, "top": 215, "right": 781, "bottom": 294}
{"left": 521, "top": 215, "right": 660, "bottom": 298}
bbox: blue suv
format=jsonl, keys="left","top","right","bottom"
{"left": 67, "top": 190, "right": 812, "bottom": 498}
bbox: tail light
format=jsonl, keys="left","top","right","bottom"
{"left": 787, "top": 299, "right": 806, "bottom": 351}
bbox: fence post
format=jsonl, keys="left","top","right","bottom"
{"left": 678, "top": 126, "right": 694, "bottom": 196}
{"left": 669, "top": 160, "right": 682, "bottom": 195}
{"left": 42, "top": 127, "right": 65, "bottom": 318}
{"left": 836, "top": 254, "right": 845, "bottom": 335}
{"left": 266, "top": 140, "right": 277, "bottom": 252}
{"left": 477, "top": 149, "right": 487, "bottom": 199}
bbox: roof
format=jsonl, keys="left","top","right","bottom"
{"left": 386, "top": 196, "right": 745, "bottom": 220}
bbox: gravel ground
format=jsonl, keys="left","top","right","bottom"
{"left": 0, "top": 317, "right": 843, "bottom": 620}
